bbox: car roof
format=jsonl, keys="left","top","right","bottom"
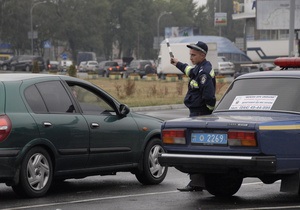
{"left": 0, "top": 73, "right": 82, "bottom": 82}
{"left": 237, "top": 70, "right": 300, "bottom": 79}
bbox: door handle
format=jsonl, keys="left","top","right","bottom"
{"left": 91, "top": 123, "right": 99, "bottom": 128}
{"left": 43, "top": 122, "right": 52, "bottom": 127}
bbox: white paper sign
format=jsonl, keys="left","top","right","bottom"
{"left": 229, "top": 95, "right": 278, "bottom": 110}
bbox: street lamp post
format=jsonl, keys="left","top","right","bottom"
{"left": 30, "top": 1, "right": 46, "bottom": 55}
{"left": 157, "top": 11, "right": 172, "bottom": 49}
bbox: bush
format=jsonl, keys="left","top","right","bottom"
{"left": 32, "top": 61, "right": 40, "bottom": 73}
{"left": 68, "top": 64, "right": 77, "bottom": 77}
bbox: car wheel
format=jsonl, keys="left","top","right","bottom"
{"left": 2, "top": 65, "right": 7, "bottom": 71}
{"left": 124, "top": 72, "right": 129, "bottom": 78}
{"left": 135, "top": 138, "right": 168, "bottom": 185}
{"left": 104, "top": 71, "right": 109, "bottom": 78}
{"left": 12, "top": 147, "right": 53, "bottom": 198}
{"left": 205, "top": 173, "right": 242, "bottom": 197}
{"left": 25, "top": 65, "right": 30, "bottom": 72}
{"left": 144, "top": 64, "right": 154, "bottom": 75}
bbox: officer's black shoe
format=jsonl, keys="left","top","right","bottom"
{"left": 177, "top": 184, "right": 203, "bottom": 192}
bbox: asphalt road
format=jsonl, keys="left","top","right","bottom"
{"left": 1, "top": 167, "right": 300, "bottom": 210}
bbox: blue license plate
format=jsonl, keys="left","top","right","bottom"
{"left": 191, "top": 133, "right": 227, "bottom": 145}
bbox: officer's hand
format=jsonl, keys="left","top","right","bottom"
{"left": 170, "top": 57, "right": 178, "bottom": 65}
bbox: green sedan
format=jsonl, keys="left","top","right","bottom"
{"left": 0, "top": 73, "right": 167, "bottom": 198}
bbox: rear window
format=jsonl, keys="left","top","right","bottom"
{"left": 106, "top": 62, "right": 118, "bottom": 66}
{"left": 25, "top": 81, "right": 75, "bottom": 114}
{"left": 216, "top": 78, "right": 300, "bottom": 113}
{"left": 140, "top": 61, "right": 151, "bottom": 66}
{"left": 88, "top": 62, "right": 98, "bottom": 65}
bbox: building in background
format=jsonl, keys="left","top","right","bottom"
{"left": 232, "top": 0, "right": 300, "bottom": 63}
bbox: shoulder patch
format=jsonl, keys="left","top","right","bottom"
{"left": 200, "top": 74, "right": 207, "bottom": 84}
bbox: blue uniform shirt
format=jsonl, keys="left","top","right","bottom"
{"left": 176, "top": 59, "right": 216, "bottom": 115}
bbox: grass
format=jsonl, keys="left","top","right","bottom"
{"left": 84, "top": 76, "right": 230, "bottom": 107}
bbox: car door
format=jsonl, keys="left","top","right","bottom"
{"left": 23, "top": 80, "right": 90, "bottom": 171}
{"left": 69, "top": 84, "right": 140, "bottom": 168}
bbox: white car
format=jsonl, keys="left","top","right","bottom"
{"left": 59, "top": 60, "right": 73, "bottom": 72}
{"left": 77, "top": 61, "right": 87, "bottom": 72}
{"left": 217, "top": 56, "right": 235, "bottom": 76}
{"left": 85, "top": 60, "right": 98, "bottom": 72}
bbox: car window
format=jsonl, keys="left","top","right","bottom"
{"left": 24, "top": 85, "right": 48, "bottom": 113}
{"left": 69, "top": 85, "right": 113, "bottom": 115}
{"left": 88, "top": 61, "right": 98, "bottom": 65}
{"left": 141, "top": 61, "right": 150, "bottom": 66}
{"left": 130, "top": 61, "right": 138, "bottom": 67}
{"left": 106, "top": 62, "right": 118, "bottom": 66}
{"left": 35, "top": 81, "right": 75, "bottom": 113}
{"left": 216, "top": 78, "right": 300, "bottom": 113}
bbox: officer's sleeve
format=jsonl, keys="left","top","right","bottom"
{"left": 176, "top": 62, "right": 193, "bottom": 77}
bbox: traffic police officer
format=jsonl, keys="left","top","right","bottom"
{"left": 171, "top": 41, "right": 216, "bottom": 192}
{"left": 171, "top": 41, "right": 216, "bottom": 117}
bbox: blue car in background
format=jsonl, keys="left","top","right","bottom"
{"left": 159, "top": 59, "right": 300, "bottom": 197}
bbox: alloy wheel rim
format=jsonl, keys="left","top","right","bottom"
{"left": 26, "top": 153, "right": 50, "bottom": 190}
{"left": 148, "top": 145, "right": 165, "bottom": 178}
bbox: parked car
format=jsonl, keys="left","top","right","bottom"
{"left": 58, "top": 60, "right": 73, "bottom": 72}
{"left": 125, "top": 60, "right": 156, "bottom": 78}
{"left": 77, "top": 61, "right": 87, "bottom": 72}
{"left": 0, "top": 55, "right": 15, "bottom": 70}
{"left": 0, "top": 73, "right": 167, "bottom": 198}
{"left": 233, "top": 63, "right": 259, "bottom": 78}
{"left": 258, "top": 62, "right": 276, "bottom": 71}
{"left": 10, "top": 55, "right": 45, "bottom": 71}
{"left": 98, "top": 60, "right": 126, "bottom": 77}
{"left": 159, "top": 58, "right": 300, "bottom": 197}
{"left": 217, "top": 56, "right": 235, "bottom": 76}
{"left": 47, "top": 60, "right": 59, "bottom": 71}
{"left": 0, "top": 54, "right": 13, "bottom": 70}
{"left": 85, "top": 60, "right": 99, "bottom": 72}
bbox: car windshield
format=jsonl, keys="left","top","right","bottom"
{"left": 216, "top": 78, "right": 300, "bottom": 113}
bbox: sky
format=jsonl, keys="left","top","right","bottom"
{"left": 194, "top": 0, "right": 207, "bottom": 7}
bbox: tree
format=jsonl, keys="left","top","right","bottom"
{"left": 38, "top": 0, "right": 109, "bottom": 62}
{"left": 0, "top": 0, "right": 33, "bottom": 54}
{"left": 0, "top": 0, "right": 244, "bottom": 62}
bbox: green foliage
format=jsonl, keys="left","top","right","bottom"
{"left": 68, "top": 64, "right": 77, "bottom": 77}
{"left": 32, "top": 61, "right": 40, "bottom": 73}
{"left": 0, "top": 0, "right": 244, "bottom": 60}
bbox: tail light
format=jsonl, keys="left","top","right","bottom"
{"left": 0, "top": 115, "right": 12, "bottom": 142}
{"left": 116, "top": 66, "right": 120, "bottom": 70}
{"left": 108, "top": 67, "right": 113, "bottom": 71}
{"left": 162, "top": 129, "right": 186, "bottom": 144}
{"left": 228, "top": 130, "right": 257, "bottom": 146}
{"left": 124, "top": 67, "right": 127, "bottom": 71}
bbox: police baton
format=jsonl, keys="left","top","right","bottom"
{"left": 166, "top": 38, "right": 174, "bottom": 58}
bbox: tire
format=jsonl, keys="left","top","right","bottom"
{"left": 104, "top": 71, "right": 109, "bottom": 78}
{"left": 25, "top": 65, "right": 30, "bottom": 72}
{"left": 144, "top": 64, "right": 154, "bottom": 75}
{"left": 135, "top": 138, "right": 168, "bottom": 185}
{"left": 2, "top": 65, "right": 7, "bottom": 71}
{"left": 205, "top": 173, "right": 242, "bottom": 197}
{"left": 12, "top": 147, "right": 53, "bottom": 198}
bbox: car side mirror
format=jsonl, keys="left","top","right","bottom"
{"left": 119, "top": 104, "right": 130, "bottom": 116}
